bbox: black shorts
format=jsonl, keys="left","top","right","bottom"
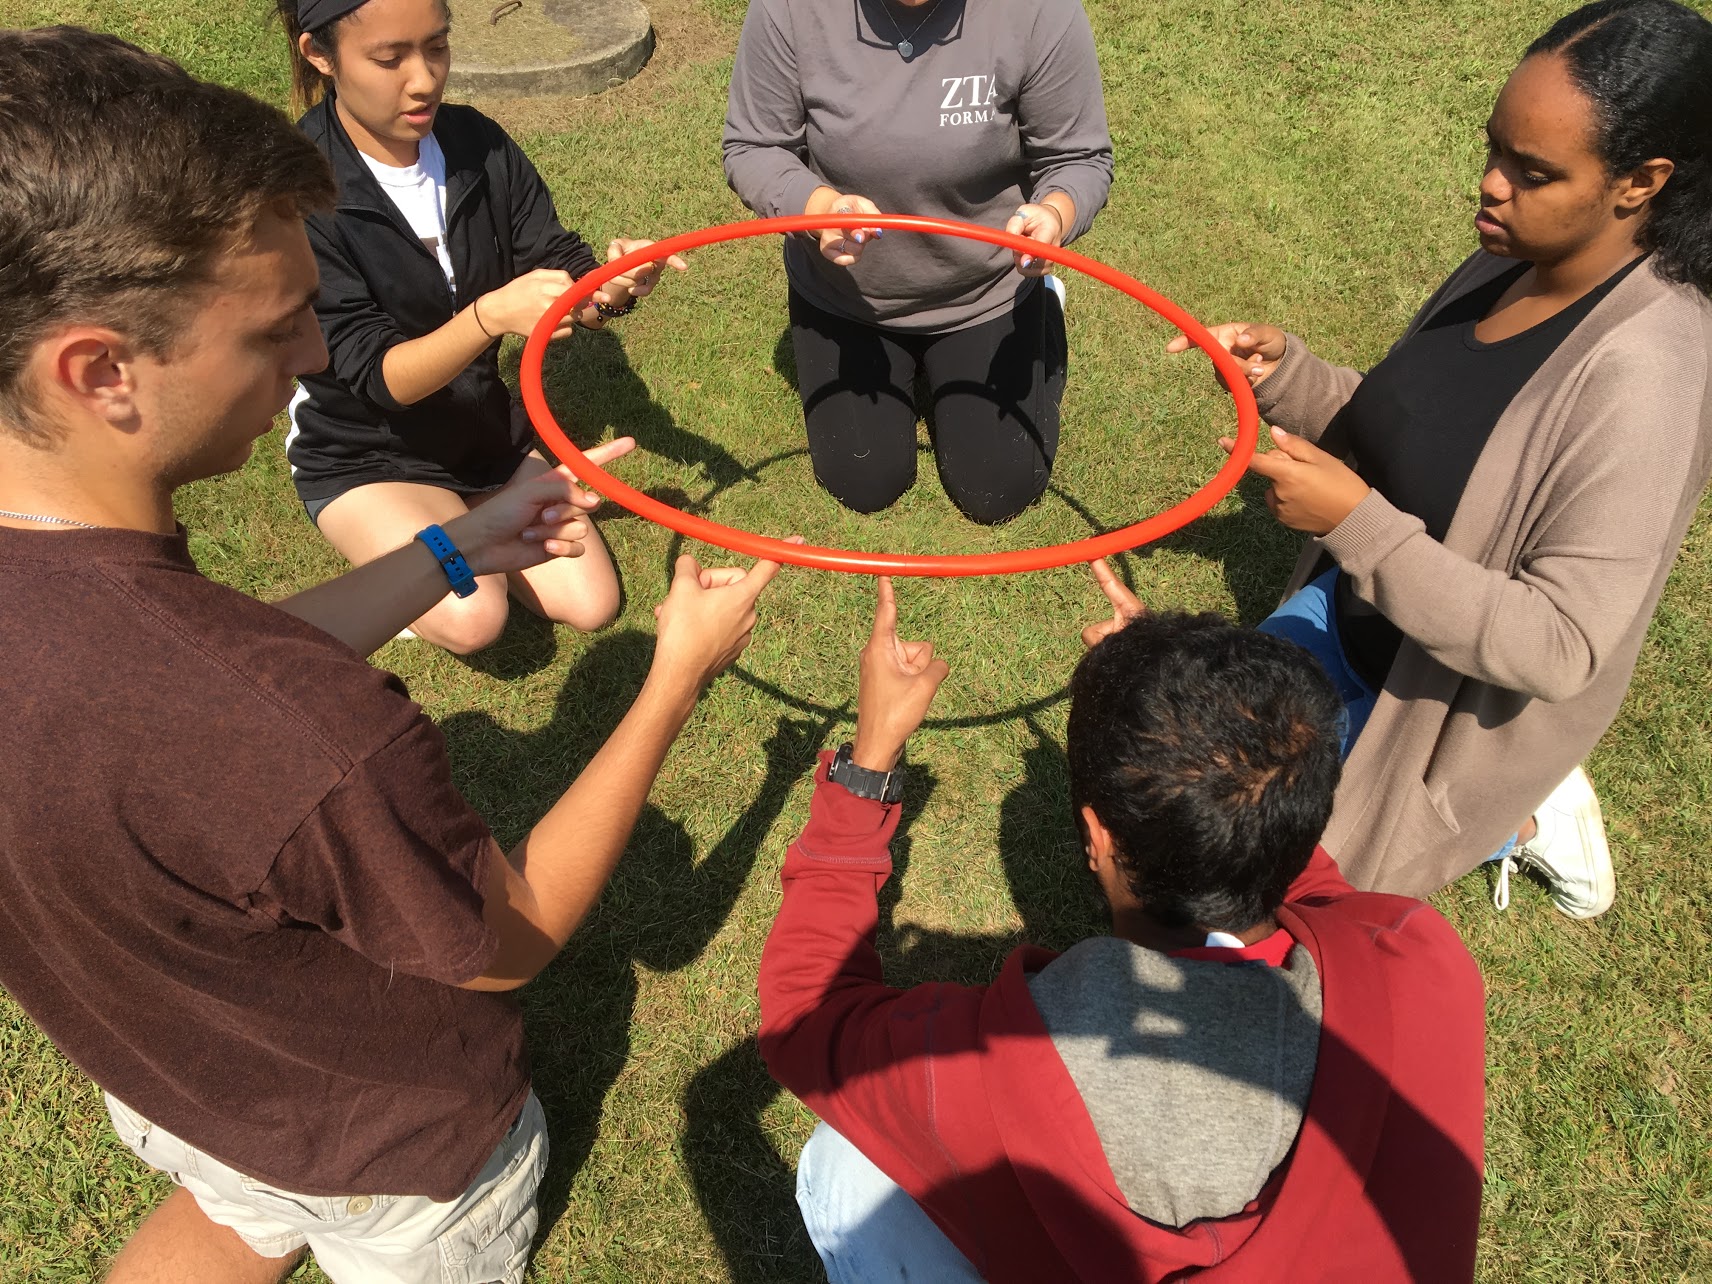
{"left": 301, "top": 476, "right": 512, "bottom": 528}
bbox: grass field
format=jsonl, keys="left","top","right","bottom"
{"left": 1, "top": 0, "right": 1709, "bottom": 1279}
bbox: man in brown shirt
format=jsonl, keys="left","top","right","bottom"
{"left": 0, "top": 27, "right": 782, "bottom": 1284}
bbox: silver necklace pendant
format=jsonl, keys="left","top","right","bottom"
{"left": 878, "top": 0, "right": 943, "bottom": 61}
{"left": 0, "top": 507, "right": 100, "bottom": 530}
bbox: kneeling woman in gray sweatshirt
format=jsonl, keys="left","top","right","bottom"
{"left": 723, "top": 0, "right": 1113, "bottom": 524}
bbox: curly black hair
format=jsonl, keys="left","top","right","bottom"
{"left": 1067, "top": 612, "right": 1344, "bottom": 933}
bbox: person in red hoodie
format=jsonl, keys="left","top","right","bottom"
{"left": 758, "top": 566, "right": 1486, "bottom": 1282}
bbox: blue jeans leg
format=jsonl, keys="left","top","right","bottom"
{"left": 1260, "top": 571, "right": 1520, "bottom": 861}
{"left": 795, "top": 1122, "right": 983, "bottom": 1284}
{"left": 1257, "top": 568, "right": 1379, "bottom": 760}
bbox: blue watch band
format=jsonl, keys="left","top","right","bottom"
{"left": 415, "top": 524, "right": 478, "bottom": 599}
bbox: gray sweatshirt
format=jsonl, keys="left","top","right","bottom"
{"left": 723, "top": 0, "right": 1114, "bottom": 332}
{"left": 1026, "top": 937, "right": 1322, "bottom": 1227}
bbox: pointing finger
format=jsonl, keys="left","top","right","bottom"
{"left": 672, "top": 553, "right": 704, "bottom": 587}
{"left": 582, "top": 436, "right": 636, "bottom": 467}
{"left": 1089, "top": 558, "right": 1142, "bottom": 614}
{"left": 873, "top": 576, "right": 898, "bottom": 638}
{"left": 736, "top": 555, "right": 785, "bottom": 600}
{"left": 1242, "top": 446, "right": 1298, "bottom": 481}
{"left": 1266, "top": 425, "right": 1324, "bottom": 462}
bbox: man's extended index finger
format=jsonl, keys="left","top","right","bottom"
{"left": 873, "top": 576, "right": 898, "bottom": 636}
{"left": 735, "top": 556, "right": 784, "bottom": 600}
{"left": 1089, "top": 558, "right": 1139, "bottom": 611}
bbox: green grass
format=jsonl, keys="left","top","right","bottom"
{"left": 1, "top": 0, "right": 1709, "bottom": 1279}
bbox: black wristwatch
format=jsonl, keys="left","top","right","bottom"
{"left": 827, "top": 741, "right": 906, "bottom": 804}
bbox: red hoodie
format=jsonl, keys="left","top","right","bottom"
{"left": 758, "top": 755, "right": 1486, "bottom": 1282}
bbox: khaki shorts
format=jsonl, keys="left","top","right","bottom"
{"left": 105, "top": 1090, "right": 547, "bottom": 1284}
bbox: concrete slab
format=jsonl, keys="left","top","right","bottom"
{"left": 448, "top": 0, "right": 653, "bottom": 97}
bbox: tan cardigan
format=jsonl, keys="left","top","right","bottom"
{"left": 1257, "top": 253, "right": 1712, "bottom": 897}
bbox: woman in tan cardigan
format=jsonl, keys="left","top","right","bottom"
{"left": 1159, "top": 0, "right": 1712, "bottom": 916}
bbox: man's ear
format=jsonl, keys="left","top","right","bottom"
{"left": 41, "top": 329, "right": 143, "bottom": 428}
{"left": 1615, "top": 156, "right": 1675, "bottom": 215}
{"left": 1080, "top": 803, "right": 1115, "bottom": 874}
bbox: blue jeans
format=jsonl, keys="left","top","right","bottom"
{"left": 1259, "top": 569, "right": 1518, "bottom": 863}
{"left": 1257, "top": 568, "right": 1377, "bottom": 759}
{"left": 796, "top": 1123, "right": 983, "bottom": 1283}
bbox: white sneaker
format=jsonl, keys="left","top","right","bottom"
{"left": 1492, "top": 766, "right": 1615, "bottom": 918}
{"left": 395, "top": 627, "right": 417, "bottom": 641}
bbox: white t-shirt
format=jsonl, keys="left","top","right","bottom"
{"left": 288, "top": 134, "right": 455, "bottom": 464}
{"left": 362, "top": 132, "right": 455, "bottom": 291}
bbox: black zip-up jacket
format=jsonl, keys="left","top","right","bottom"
{"left": 288, "top": 97, "right": 599, "bottom": 503}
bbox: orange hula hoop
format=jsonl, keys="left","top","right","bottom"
{"left": 519, "top": 214, "right": 1259, "bottom": 576}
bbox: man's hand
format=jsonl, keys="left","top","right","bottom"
{"left": 443, "top": 438, "right": 636, "bottom": 576}
{"left": 853, "top": 577, "right": 950, "bottom": 770}
{"left": 650, "top": 546, "right": 794, "bottom": 693}
{"left": 1219, "top": 425, "right": 1371, "bottom": 536}
{"left": 1166, "top": 322, "right": 1287, "bottom": 388}
{"left": 1081, "top": 558, "right": 1145, "bottom": 648}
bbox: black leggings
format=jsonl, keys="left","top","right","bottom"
{"left": 788, "top": 281, "right": 1067, "bottom": 525}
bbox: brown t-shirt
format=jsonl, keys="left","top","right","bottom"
{"left": 0, "top": 525, "right": 527, "bottom": 1200}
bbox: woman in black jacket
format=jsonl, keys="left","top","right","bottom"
{"left": 279, "top": 0, "right": 683, "bottom": 653}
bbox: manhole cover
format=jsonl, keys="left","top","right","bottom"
{"left": 447, "top": 0, "right": 653, "bottom": 96}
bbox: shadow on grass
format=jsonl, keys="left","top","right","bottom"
{"left": 455, "top": 606, "right": 562, "bottom": 681}
{"left": 657, "top": 445, "right": 1149, "bottom": 731}
{"left": 1147, "top": 473, "right": 1305, "bottom": 626}
{"left": 532, "top": 324, "right": 755, "bottom": 490}
{"left": 681, "top": 726, "right": 1103, "bottom": 1283}
{"left": 439, "top": 629, "right": 843, "bottom": 1256}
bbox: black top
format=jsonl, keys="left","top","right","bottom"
{"left": 288, "top": 98, "right": 599, "bottom": 503}
{"left": 1331, "top": 256, "right": 1644, "bottom": 688}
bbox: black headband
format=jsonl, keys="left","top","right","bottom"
{"left": 297, "top": 0, "right": 368, "bottom": 32}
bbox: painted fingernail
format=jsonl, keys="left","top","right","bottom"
{"left": 542, "top": 508, "right": 560, "bottom": 521}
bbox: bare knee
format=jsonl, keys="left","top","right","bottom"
{"left": 415, "top": 591, "right": 509, "bottom": 655}
{"left": 515, "top": 545, "right": 622, "bottom": 634}
{"left": 553, "top": 575, "right": 622, "bottom": 633}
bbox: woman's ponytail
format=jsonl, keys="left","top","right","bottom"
{"left": 274, "top": 1, "right": 340, "bottom": 114}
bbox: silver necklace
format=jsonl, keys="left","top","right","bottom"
{"left": 876, "top": 0, "right": 944, "bottom": 59}
{"left": 0, "top": 508, "right": 101, "bottom": 530}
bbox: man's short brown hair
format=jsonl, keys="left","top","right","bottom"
{"left": 0, "top": 27, "right": 335, "bottom": 444}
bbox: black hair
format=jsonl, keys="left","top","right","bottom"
{"left": 274, "top": 0, "right": 453, "bottom": 114}
{"left": 1066, "top": 612, "right": 1344, "bottom": 933}
{"left": 1528, "top": 0, "right": 1712, "bottom": 296}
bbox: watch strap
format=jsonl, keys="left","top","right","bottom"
{"left": 415, "top": 523, "right": 478, "bottom": 599}
{"left": 828, "top": 741, "right": 905, "bottom": 804}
